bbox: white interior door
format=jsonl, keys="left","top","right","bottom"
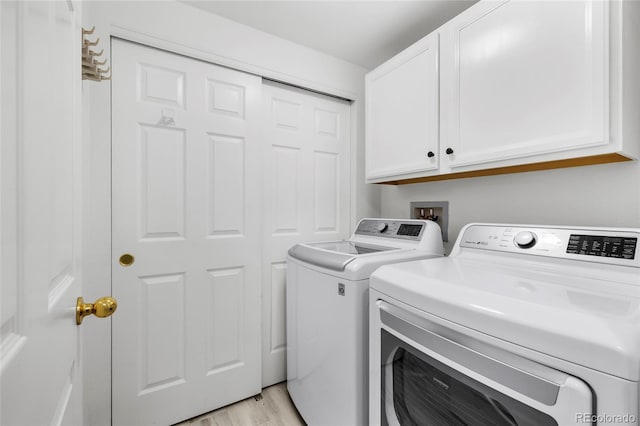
{"left": 111, "top": 39, "right": 262, "bottom": 425}
{"left": 261, "top": 81, "right": 351, "bottom": 387}
{"left": 1, "top": 2, "right": 84, "bottom": 425}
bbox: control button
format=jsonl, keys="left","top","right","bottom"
{"left": 374, "top": 222, "right": 388, "bottom": 233}
{"left": 514, "top": 231, "right": 537, "bottom": 249}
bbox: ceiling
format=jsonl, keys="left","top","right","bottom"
{"left": 182, "top": 1, "right": 477, "bottom": 69}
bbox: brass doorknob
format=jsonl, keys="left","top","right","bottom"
{"left": 119, "top": 253, "right": 135, "bottom": 266}
{"left": 76, "top": 296, "right": 118, "bottom": 325}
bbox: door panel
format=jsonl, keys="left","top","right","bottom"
{"left": 139, "top": 125, "right": 186, "bottom": 239}
{"left": 139, "top": 273, "right": 186, "bottom": 393}
{"left": 111, "top": 39, "right": 262, "bottom": 425}
{"left": 1, "top": 2, "right": 83, "bottom": 425}
{"left": 261, "top": 81, "right": 351, "bottom": 387}
{"left": 207, "top": 134, "right": 245, "bottom": 236}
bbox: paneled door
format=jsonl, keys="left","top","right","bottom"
{"left": 261, "top": 81, "right": 351, "bottom": 387}
{"left": 111, "top": 39, "right": 262, "bottom": 425}
{"left": 1, "top": 2, "right": 84, "bottom": 425}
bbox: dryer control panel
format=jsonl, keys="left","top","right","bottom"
{"left": 458, "top": 224, "right": 640, "bottom": 267}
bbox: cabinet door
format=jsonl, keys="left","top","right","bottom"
{"left": 366, "top": 33, "right": 439, "bottom": 181}
{"left": 440, "top": 0, "right": 608, "bottom": 170}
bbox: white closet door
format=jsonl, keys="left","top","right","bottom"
{"left": 1, "top": 2, "right": 84, "bottom": 425}
{"left": 261, "top": 81, "right": 351, "bottom": 387}
{"left": 111, "top": 39, "right": 262, "bottom": 425}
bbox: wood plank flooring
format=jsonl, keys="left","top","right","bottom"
{"left": 175, "top": 382, "right": 306, "bottom": 426}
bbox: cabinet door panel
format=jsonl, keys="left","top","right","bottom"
{"left": 366, "top": 34, "right": 439, "bottom": 180}
{"left": 441, "top": 0, "right": 608, "bottom": 169}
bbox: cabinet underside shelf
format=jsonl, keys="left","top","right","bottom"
{"left": 378, "top": 153, "right": 632, "bottom": 185}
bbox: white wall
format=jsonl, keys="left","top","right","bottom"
{"left": 82, "top": 2, "right": 379, "bottom": 424}
{"left": 381, "top": 161, "right": 640, "bottom": 254}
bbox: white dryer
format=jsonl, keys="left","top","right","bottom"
{"left": 370, "top": 223, "right": 640, "bottom": 426}
{"left": 286, "top": 218, "right": 444, "bottom": 426}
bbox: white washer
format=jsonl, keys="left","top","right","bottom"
{"left": 286, "top": 218, "right": 444, "bottom": 426}
{"left": 370, "top": 223, "right": 640, "bottom": 426}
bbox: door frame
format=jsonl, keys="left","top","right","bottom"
{"left": 83, "top": 3, "right": 368, "bottom": 424}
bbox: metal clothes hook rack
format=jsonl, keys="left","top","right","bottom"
{"left": 82, "top": 26, "right": 111, "bottom": 81}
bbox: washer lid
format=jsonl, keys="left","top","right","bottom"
{"left": 288, "top": 241, "right": 397, "bottom": 271}
{"left": 370, "top": 253, "right": 640, "bottom": 380}
{"left": 309, "top": 241, "right": 396, "bottom": 255}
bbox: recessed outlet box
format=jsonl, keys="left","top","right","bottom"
{"left": 410, "top": 201, "right": 449, "bottom": 242}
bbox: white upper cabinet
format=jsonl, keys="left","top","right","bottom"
{"left": 366, "top": 0, "right": 640, "bottom": 184}
{"left": 440, "top": 0, "right": 608, "bottom": 170}
{"left": 366, "top": 32, "right": 439, "bottom": 181}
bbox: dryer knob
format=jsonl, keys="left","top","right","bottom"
{"left": 514, "top": 231, "right": 537, "bottom": 249}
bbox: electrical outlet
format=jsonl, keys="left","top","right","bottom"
{"left": 410, "top": 201, "right": 449, "bottom": 242}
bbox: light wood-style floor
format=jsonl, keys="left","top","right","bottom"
{"left": 175, "top": 382, "right": 306, "bottom": 426}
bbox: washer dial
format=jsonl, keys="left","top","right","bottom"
{"left": 514, "top": 231, "right": 537, "bottom": 248}
{"left": 375, "top": 222, "right": 388, "bottom": 233}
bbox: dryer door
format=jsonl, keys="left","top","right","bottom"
{"left": 376, "top": 301, "right": 593, "bottom": 426}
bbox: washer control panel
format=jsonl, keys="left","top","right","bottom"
{"left": 355, "top": 219, "right": 425, "bottom": 241}
{"left": 566, "top": 234, "right": 637, "bottom": 259}
{"left": 459, "top": 224, "right": 640, "bottom": 266}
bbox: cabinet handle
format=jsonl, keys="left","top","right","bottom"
{"left": 427, "top": 151, "right": 435, "bottom": 158}
{"left": 445, "top": 147, "right": 454, "bottom": 155}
